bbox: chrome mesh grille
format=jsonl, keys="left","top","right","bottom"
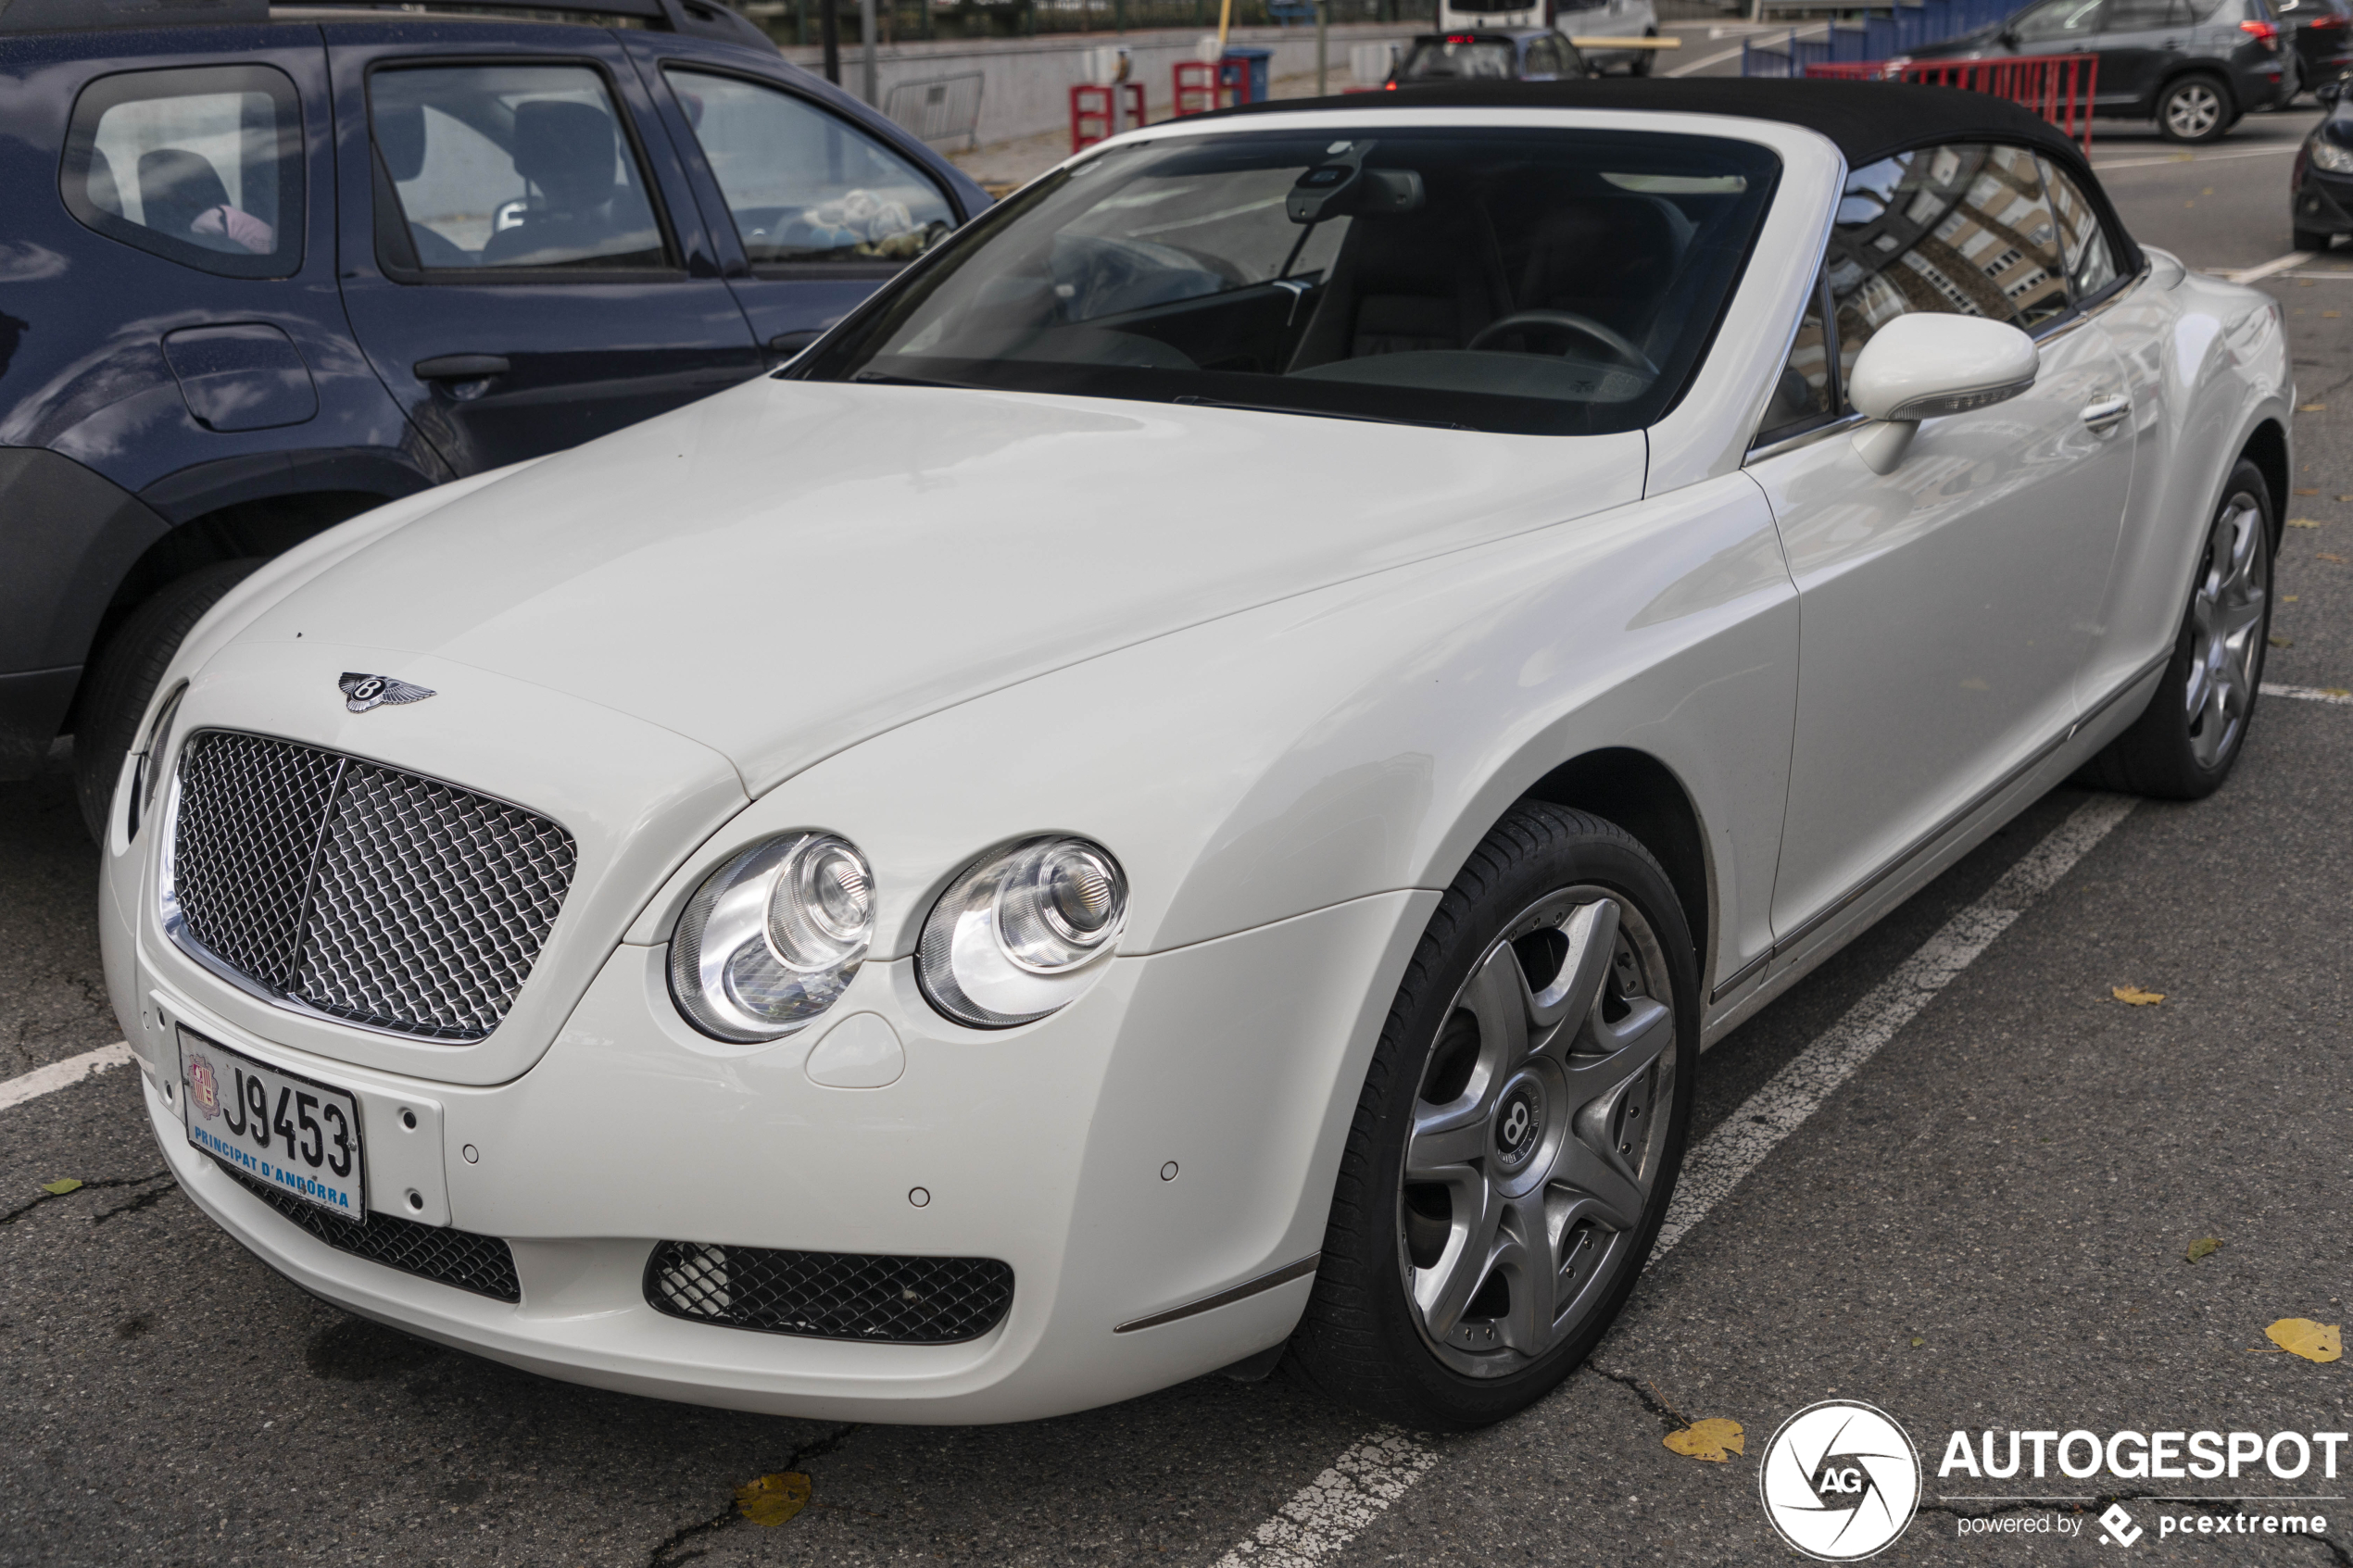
{"left": 215, "top": 1157, "right": 522, "bottom": 1302}
{"left": 645, "top": 1242, "right": 1014, "bottom": 1344}
{"left": 167, "top": 731, "right": 576, "bottom": 1041}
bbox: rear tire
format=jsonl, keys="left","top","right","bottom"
{"left": 2156, "top": 75, "right": 2233, "bottom": 143}
{"left": 2077, "top": 459, "right": 2272, "bottom": 800}
{"left": 72, "top": 559, "right": 264, "bottom": 841}
{"left": 1286, "top": 803, "right": 1698, "bottom": 1430}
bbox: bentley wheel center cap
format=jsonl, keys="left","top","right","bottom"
{"left": 1494, "top": 1079, "right": 1544, "bottom": 1169}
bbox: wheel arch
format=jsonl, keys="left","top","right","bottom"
{"left": 2240, "top": 417, "right": 2289, "bottom": 539}
{"left": 1516, "top": 747, "right": 1711, "bottom": 976}
{"left": 2157, "top": 64, "right": 2238, "bottom": 116}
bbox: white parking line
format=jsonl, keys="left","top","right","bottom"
{"left": 0, "top": 1042, "right": 136, "bottom": 1114}
{"left": 2225, "top": 251, "right": 2318, "bottom": 285}
{"left": 2265, "top": 681, "right": 2353, "bottom": 706}
{"left": 1211, "top": 793, "right": 2137, "bottom": 1568}
{"left": 2092, "top": 144, "right": 2301, "bottom": 173}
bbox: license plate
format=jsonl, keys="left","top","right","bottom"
{"left": 178, "top": 1027, "right": 365, "bottom": 1221}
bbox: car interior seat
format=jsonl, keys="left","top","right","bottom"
{"left": 138, "top": 147, "right": 232, "bottom": 243}
{"left": 480, "top": 98, "right": 623, "bottom": 266}
{"left": 1506, "top": 194, "right": 1689, "bottom": 359}
{"left": 372, "top": 101, "right": 472, "bottom": 267}
{"left": 1288, "top": 198, "right": 1512, "bottom": 367}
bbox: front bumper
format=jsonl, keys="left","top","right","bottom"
{"left": 123, "top": 885, "right": 1431, "bottom": 1423}
{"left": 2296, "top": 158, "right": 2353, "bottom": 232}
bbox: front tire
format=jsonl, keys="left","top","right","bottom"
{"left": 72, "top": 558, "right": 263, "bottom": 841}
{"left": 2157, "top": 75, "right": 2233, "bottom": 143}
{"left": 2078, "top": 458, "right": 2273, "bottom": 799}
{"left": 1287, "top": 803, "right": 1698, "bottom": 1429}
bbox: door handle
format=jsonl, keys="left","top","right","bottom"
{"left": 412, "top": 354, "right": 510, "bottom": 381}
{"left": 2081, "top": 395, "right": 2132, "bottom": 433}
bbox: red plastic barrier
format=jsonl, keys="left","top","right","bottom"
{"left": 1171, "top": 56, "right": 1255, "bottom": 117}
{"left": 1071, "top": 82, "right": 1146, "bottom": 154}
{"left": 1806, "top": 53, "right": 2098, "bottom": 151}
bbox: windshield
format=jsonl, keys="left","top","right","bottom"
{"left": 795, "top": 128, "right": 1780, "bottom": 436}
{"left": 1402, "top": 40, "right": 1520, "bottom": 79}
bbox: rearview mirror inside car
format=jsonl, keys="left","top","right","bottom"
{"left": 1845, "top": 314, "right": 2040, "bottom": 473}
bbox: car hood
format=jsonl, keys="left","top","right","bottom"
{"left": 233, "top": 375, "right": 1646, "bottom": 794}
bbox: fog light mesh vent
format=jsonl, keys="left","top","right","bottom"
{"left": 216, "top": 1158, "right": 522, "bottom": 1302}
{"left": 644, "top": 1241, "right": 1012, "bottom": 1344}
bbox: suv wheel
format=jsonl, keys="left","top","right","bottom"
{"left": 73, "top": 559, "right": 264, "bottom": 841}
{"left": 1287, "top": 803, "right": 1698, "bottom": 1429}
{"left": 2157, "top": 76, "right": 2232, "bottom": 142}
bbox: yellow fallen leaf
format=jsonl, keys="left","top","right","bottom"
{"left": 2112, "top": 985, "right": 2165, "bottom": 1006}
{"left": 2337, "top": 495, "right": 2353, "bottom": 502}
{"left": 2320, "top": 552, "right": 2349, "bottom": 562}
{"left": 2295, "top": 487, "right": 2322, "bottom": 495}
{"left": 2326, "top": 311, "right": 2344, "bottom": 319}
{"left": 2270, "top": 635, "right": 2295, "bottom": 648}
{"left": 2186, "top": 1236, "right": 2222, "bottom": 1263}
{"left": 735, "top": 1472, "right": 812, "bottom": 1526}
{"left": 2297, "top": 403, "right": 2327, "bottom": 412}
{"left": 40, "top": 1178, "right": 82, "bottom": 1196}
{"left": 1664, "top": 1418, "right": 1745, "bottom": 1462}
{"left": 2286, "top": 518, "right": 2325, "bottom": 529}
{"left": 2266, "top": 1319, "right": 2343, "bottom": 1363}
{"left": 2323, "top": 687, "right": 2353, "bottom": 697}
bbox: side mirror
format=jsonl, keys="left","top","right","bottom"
{"left": 1846, "top": 314, "right": 2040, "bottom": 473}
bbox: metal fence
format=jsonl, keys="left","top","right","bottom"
{"left": 885, "top": 70, "right": 986, "bottom": 145}
{"left": 1739, "top": 0, "right": 2017, "bottom": 75}
{"left": 745, "top": 0, "right": 1429, "bottom": 44}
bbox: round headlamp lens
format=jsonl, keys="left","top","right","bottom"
{"left": 918, "top": 835, "right": 1127, "bottom": 1028}
{"left": 672, "top": 832, "right": 872, "bottom": 1042}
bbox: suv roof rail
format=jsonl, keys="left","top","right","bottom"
{"left": 1, "top": 0, "right": 268, "bottom": 32}
{"left": 293, "top": 0, "right": 776, "bottom": 48}
{"left": 0, "top": 0, "right": 777, "bottom": 51}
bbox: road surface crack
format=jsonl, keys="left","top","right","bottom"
{"left": 1583, "top": 1361, "right": 1689, "bottom": 1433}
{"left": 645, "top": 1423, "right": 860, "bottom": 1567}
{"left": 0, "top": 1170, "right": 171, "bottom": 1227}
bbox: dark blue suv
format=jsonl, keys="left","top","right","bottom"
{"left": 0, "top": 0, "right": 988, "bottom": 832}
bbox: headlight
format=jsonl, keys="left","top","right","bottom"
{"left": 669, "top": 832, "right": 874, "bottom": 1042}
{"left": 2313, "top": 136, "right": 2353, "bottom": 173}
{"left": 126, "top": 683, "right": 185, "bottom": 842}
{"left": 918, "top": 836, "right": 1126, "bottom": 1028}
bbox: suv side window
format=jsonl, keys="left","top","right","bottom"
{"left": 664, "top": 69, "right": 954, "bottom": 266}
{"left": 59, "top": 66, "right": 304, "bottom": 279}
{"left": 2038, "top": 158, "right": 2122, "bottom": 302}
{"left": 2011, "top": 0, "right": 2108, "bottom": 42}
{"left": 369, "top": 64, "right": 672, "bottom": 274}
{"left": 1523, "top": 36, "right": 1569, "bottom": 77}
{"left": 1827, "top": 143, "right": 2070, "bottom": 407}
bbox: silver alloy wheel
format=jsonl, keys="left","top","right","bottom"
{"left": 2164, "top": 81, "right": 2224, "bottom": 139}
{"left": 1396, "top": 887, "right": 1675, "bottom": 1377}
{"left": 2184, "top": 488, "right": 2269, "bottom": 770}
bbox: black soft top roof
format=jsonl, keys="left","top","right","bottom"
{"left": 1214, "top": 78, "right": 2139, "bottom": 271}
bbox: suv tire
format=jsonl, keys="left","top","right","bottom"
{"left": 2157, "top": 74, "right": 2233, "bottom": 142}
{"left": 73, "top": 559, "right": 264, "bottom": 841}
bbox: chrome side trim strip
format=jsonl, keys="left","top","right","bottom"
{"left": 1707, "top": 652, "right": 2168, "bottom": 1007}
{"left": 1113, "top": 1252, "right": 1322, "bottom": 1334}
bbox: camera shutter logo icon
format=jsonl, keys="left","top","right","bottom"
{"left": 1758, "top": 1400, "right": 1922, "bottom": 1561}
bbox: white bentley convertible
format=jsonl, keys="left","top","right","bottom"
{"left": 100, "top": 80, "right": 2286, "bottom": 1429}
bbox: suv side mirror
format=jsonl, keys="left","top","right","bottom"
{"left": 1847, "top": 314, "right": 2040, "bottom": 473}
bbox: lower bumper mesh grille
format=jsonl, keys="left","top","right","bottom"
{"left": 645, "top": 1241, "right": 1013, "bottom": 1344}
{"left": 216, "top": 1160, "right": 522, "bottom": 1302}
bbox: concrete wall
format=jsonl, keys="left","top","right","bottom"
{"left": 766, "top": 22, "right": 1425, "bottom": 146}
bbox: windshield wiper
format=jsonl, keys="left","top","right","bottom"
{"left": 1170, "top": 395, "right": 1467, "bottom": 432}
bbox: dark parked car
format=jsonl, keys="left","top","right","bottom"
{"left": 2276, "top": 0, "right": 2353, "bottom": 94}
{"left": 0, "top": 0, "right": 988, "bottom": 832}
{"left": 1904, "top": 0, "right": 2293, "bottom": 142}
{"left": 2292, "top": 74, "right": 2353, "bottom": 245}
{"left": 1390, "top": 30, "right": 1590, "bottom": 84}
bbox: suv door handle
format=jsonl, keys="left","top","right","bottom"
{"left": 2081, "top": 395, "right": 2133, "bottom": 433}
{"left": 413, "top": 354, "right": 510, "bottom": 380}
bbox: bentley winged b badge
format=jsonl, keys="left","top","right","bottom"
{"left": 339, "top": 672, "right": 436, "bottom": 713}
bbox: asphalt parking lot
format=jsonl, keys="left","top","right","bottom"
{"left": 4, "top": 117, "right": 2349, "bottom": 1568}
